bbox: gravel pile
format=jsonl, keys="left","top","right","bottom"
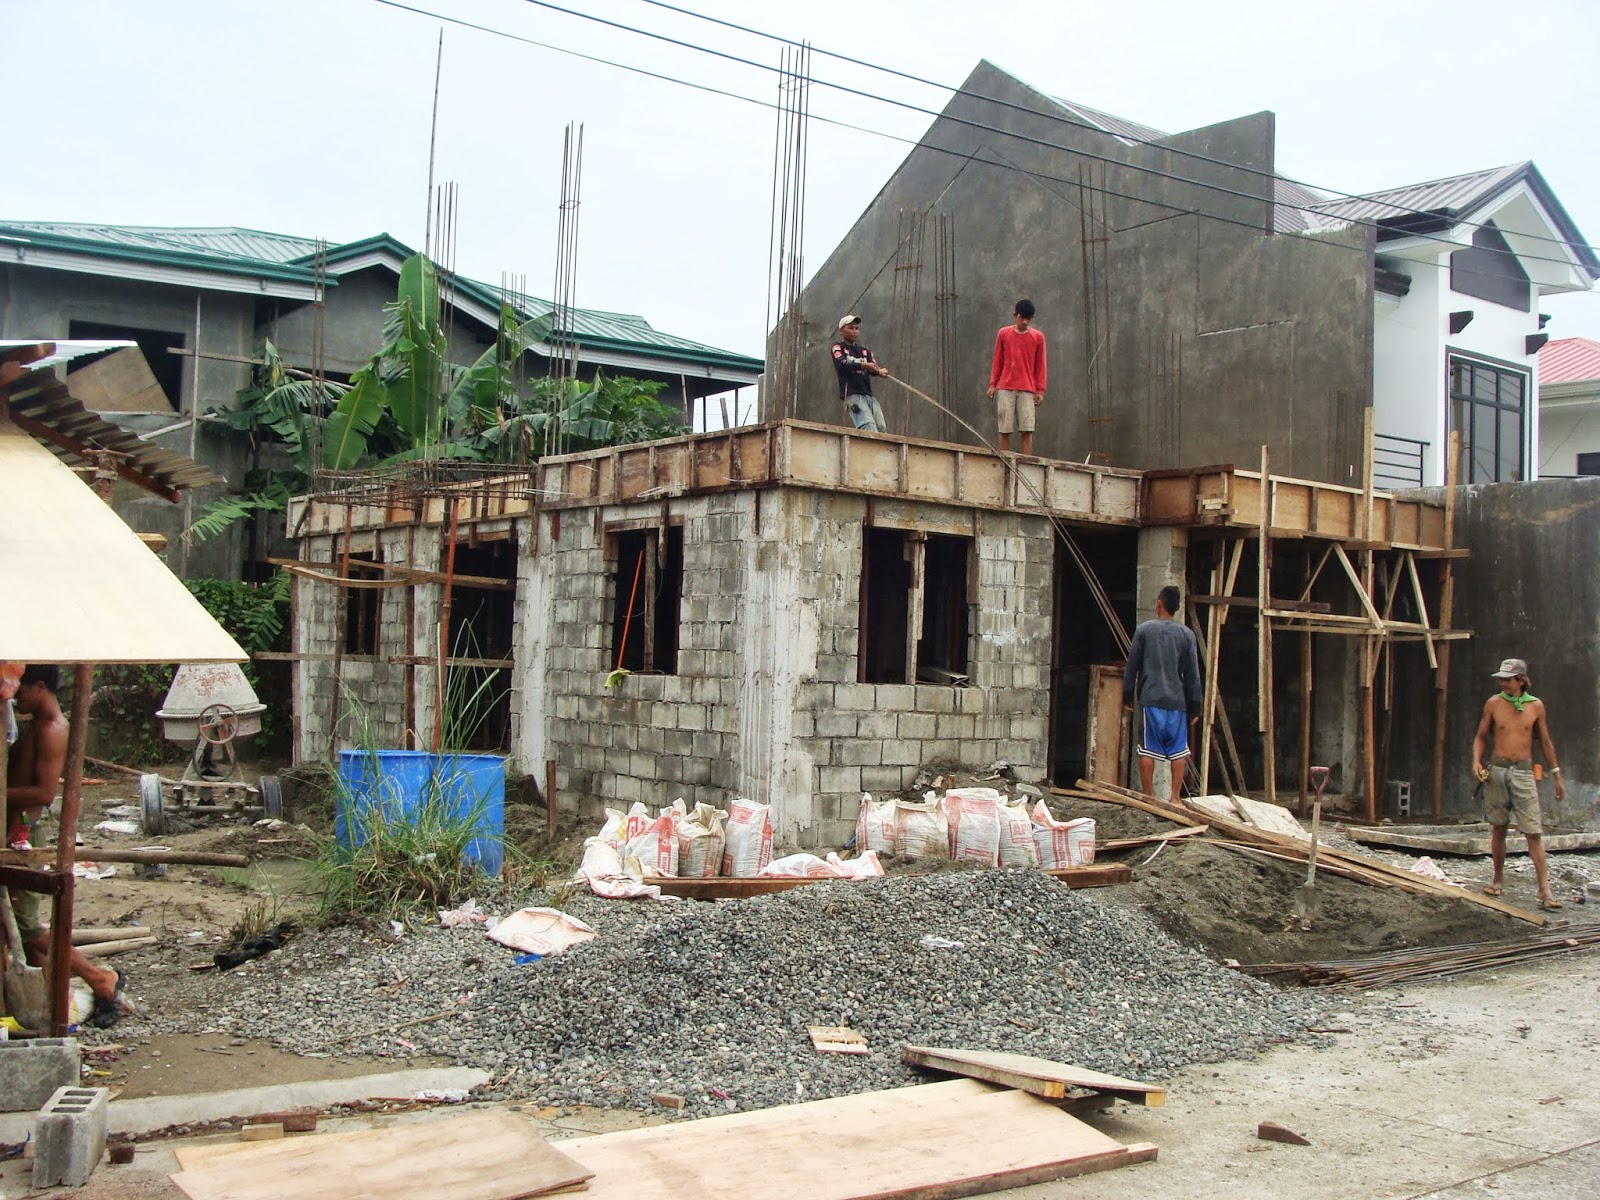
{"left": 133, "top": 870, "right": 1330, "bottom": 1114}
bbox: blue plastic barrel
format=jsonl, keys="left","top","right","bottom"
{"left": 335, "top": 750, "right": 505, "bottom": 876}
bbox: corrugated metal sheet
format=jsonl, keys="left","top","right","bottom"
{"left": 1301, "top": 163, "right": 1529, "bottom": 230}
{"left": 1539, "top": 337, "right": 1600, "bottom": 385}
{"left": 1051, "top": 97, "right": 1168, "bottom": 146}
{"left": 0, "top": 222, "right": 319, "bottom": 265}
{"left": 5, "top": 367, "right": 219, "bottom": 494}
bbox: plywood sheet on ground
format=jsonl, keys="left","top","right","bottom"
{"left": 900, "top": 1047, "right": 1166, "bottom": 1106}
{"left": 1231, "top": 796, "right": 1309, "bottom": 840}
{"left": 1186, "top": 795, "right": 1241, "bottom": 822}
{"left": 561, "top": 1079, "right": 1155, "bottom": 1199}
{"left": 1344, "top": 825, "right": 1600, "bottom": 856}
{"left": 169, "top": 1111, "right": 592, "bottom": 1200}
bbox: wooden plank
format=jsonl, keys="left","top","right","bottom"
{"left": 1344, "top": 825, "right": 1600, "bottom": 857}
{"left": 561, "top": 1079, "right": 1157, "bottom": 1200}
{"left": 809, "top": 1025, "right": 870, "bottom": 1054}
{"left": 1085, "top": 663, "right": 1126, "bottom": 785}
{"left": 900, "top": 1047, "right": 1166, "bottom": 1107}
{"left": 656, "top": 865, "right": 1129, "bottom": 900}
{"left": 1036, "top": 864, "right": 1131, "bottom": 887}
{"left": 1098, "top": 826, "right": 1208, "bottom": 851}
{"left": 169, "top": 1111, "right": 592, "bottom": 1200}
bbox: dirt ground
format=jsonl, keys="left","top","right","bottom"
{"left": 9, "top": 764, "right": 1599, "bottom": 1200}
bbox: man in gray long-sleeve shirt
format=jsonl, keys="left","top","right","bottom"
{"left": 1122, "top": 585, "right": 1202, "bottom": 805}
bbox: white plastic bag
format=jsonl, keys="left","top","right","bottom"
{"left": 721, "top": 798, "right": 774, "bottom": 877}
{"left": 487, "top": 907, "right": 597, "bottom": 956}
{"left": 574, "top": 837, "right": 663, "bottom": 900}
{"left": 855, "top": 793, "right": 896, "bottom": 855}
{"left": 996, "top": 799, "right": 1040, "bottom": 869}
{"left": 625, "top": 812, "right": 679, "bottom": 877}
{"left": 759, "top": 853, "right": 839, "bottom": 878}
{"left": 827, "top": 850, "right": 884, "bottom": 878}
{"left": 663, "top": 799, "right": 727, "bottom": 879}
{"left": 944, "top": 788, "right": 1002, "bottom": 867}
{"left": 1031, "top": 801, "right": 1096, "bottom": 867}
{"left": 893, "top": 797, "right": 947, "bottom": 860}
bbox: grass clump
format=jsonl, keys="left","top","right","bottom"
{"left": 305, "top": 787, "right": 489, "bottom": 927}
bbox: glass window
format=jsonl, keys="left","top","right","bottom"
{"left": 1447, "top": 355, "right": 1527, "bottom": 484}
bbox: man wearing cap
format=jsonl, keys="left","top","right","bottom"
{"left": 1471, "top": 657, "right": 1565, "bottom": 910}
{"left": 831, "top": 315, "right": 889, "bottom": 433}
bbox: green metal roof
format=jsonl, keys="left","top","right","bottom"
{"left": 0, "top": 221, "right": 762, "bottom": 376}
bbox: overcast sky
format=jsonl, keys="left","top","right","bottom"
{"left": 6, "top": 0, "right": 1598, "bottom": 361}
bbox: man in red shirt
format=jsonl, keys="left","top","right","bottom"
{"left": 987, "top": 299, "right": 1047, "bottom": 455}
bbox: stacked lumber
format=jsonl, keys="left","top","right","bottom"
{"left": 1061, "top": 780, "right": 1546, "bottom": 926}
{"left": 1245, "top": 925, "right": 1600, "bottom": 990}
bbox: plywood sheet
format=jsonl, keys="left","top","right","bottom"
{"left": 1186, "top": 795, "right": 1241, "bottom": 822}
{"left": 0, "top": 422, "right": 245, "bottom": 664}
{"left": 901, "top": 1047, "right": 1166, "bottom": 1106}
{"left": 1231, "top": 795, "right": 1309, "bottom": 840}
{"left": 562, "top": 1079, "right": 1155, "bottom": 1199}
{"left": 170, "top": 1111, "right": 591, "bottom": 1200}
{"left": 63, "top": 347, "right": 170, "bottom": 413}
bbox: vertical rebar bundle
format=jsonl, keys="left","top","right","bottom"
{"left": 549, "top": 122, "right": 585, "bottom": 457}
{"left": 765, "top": 44, "right": 811, "bottom": 421}
{"left": 1078, "top": 163, "right": 1114, "bottom": 460}
{"left": 887, "top": 208, "right": 926, "bottom": 435}
{"left": 932, "top": 213, "right": 959, "bottom": 445}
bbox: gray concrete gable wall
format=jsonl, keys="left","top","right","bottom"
{"left": 782, "top": 61, "right": 1373, "bottom": 485}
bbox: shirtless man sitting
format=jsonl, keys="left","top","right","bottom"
{"left": 1470, "top": 657, "right": 1565, "bottom": 911}
{"left": 6, "top": 665, "right": 131, "bottom": 1026}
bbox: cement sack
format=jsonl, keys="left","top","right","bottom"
{"left": 597, "top": 802, "right": 652, "bottom": 852}
{"left": 855, "top": 793, "right": 896, "bottom": 855}
{"left": 759, "top": 853, "right": 842, "bottom": 878}
{"left": 944, "top": 788, "right": 1003, "bottom": 867}
{"left": 996, "top": 798, "right": 1040, "bottom": 869}
{"left": 721, "top": 797, "right": 774, "bottom": 877}
{"left": 574, "top": 837, "right": 663, "bottom": 900}
{"left": 624, "top": 813, "right": 679, "bottom": 877}
{"left": 663, "top": 799, "right": 727, "bottom": 878}
{"left": 827, "top": 850, "right": 884, "bottom": 878}
{"left": 893, "top": 796, "right": 947, "bottom": 860}
{"left": 1031, "top": 801, "right": 1097, "bottom": 867}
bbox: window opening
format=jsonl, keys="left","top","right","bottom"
{"left": 444, "top": 539, "right": 517, "bottom": 751}
{"left": 344, "top": 551, "right": 381, "bottom": 655}
{"left": 609, "top": 525, "right": 683, "bottom": 674}
{"left": 859, "top": 528, "right": 971, "bottom": 685}
{"left": 1577, "top": 452, "right": 1600, "bottom": 477}
{"left": 66, "top": 320, "right": 187, "bottom": 410}
{"left": 1448, "top": 355, "right": 1526, "bottom": 483}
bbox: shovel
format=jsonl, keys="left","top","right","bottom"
{"left": 1293, "top": 766, "right": 1331, "bottom": 925}
{"left": 1, "top": 888, "right": 50, "bottom": 1031}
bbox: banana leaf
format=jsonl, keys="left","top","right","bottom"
{"left": 322, "top": 369, "right": 389, "bottom": 469}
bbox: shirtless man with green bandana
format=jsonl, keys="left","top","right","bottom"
{"left": 1471, "top": 657, "right": 1564, "bottom": 910}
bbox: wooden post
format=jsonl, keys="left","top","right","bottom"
{"left": 1298, "top": 547, "right": 1313, "bottom": 816}
{"left": 905, "top": 532, "right": 927, "bottom": 685}
{"left": 49, "top": 663, "right": 93, "bottom": 1035}
{"left": 435, "top": 498, "right": 461, "bottom": 752}
{"left": 326, "top": 504, "right": 354, "bottom": 760}
{"left": 1200, "top": 559, "right": 1222, "bottom": 795}
{"left": 1258, "top": 447, "right": 1276, "bottom": 806}
{"left": 545, "top": 758, "right": 558, "bottom": 837}
{"left": 1360, "top": 408, "right": 1378, "bottom": 824}
{"left": 1432, "top": 429, "right": 1461, "bottom": 817}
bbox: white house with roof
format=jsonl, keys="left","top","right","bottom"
{"left": 0, "top": 221, "right": 764, "bottom": 577}
{"left": 1537, "top": 336, "right": 1600, "bottom": 477}
{"left": 1296, "top": 163, "right": 1599, "bottom": 487}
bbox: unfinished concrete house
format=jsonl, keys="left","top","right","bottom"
{"left": 285, "top": 419, "right": 1459, "bottom": 847}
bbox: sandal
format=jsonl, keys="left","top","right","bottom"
{"left": 1482, "top": 884, "right": 1504, "bottom": 897}
{"left": 1539, "top": 897, "right": 1564, "bottom": 911}
{"left": 88, "top": 970, "right": 129, "bottom": 1029}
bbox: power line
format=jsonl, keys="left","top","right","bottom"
{"left": 632, "top": 0, "right": 1599, "bottom": 262}
{"left": 507, "top": 0, "right": 1600, "bottom": 274}
{"left": 370, "top": 0, "right": 1600, "bottom": 289}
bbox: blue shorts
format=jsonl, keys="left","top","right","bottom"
{"left": 1138, "top": 706, "right": 1190, "bottom": 761}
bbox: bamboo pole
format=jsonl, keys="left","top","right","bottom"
{"left": 49, "top": 663, "right": 93, "bottom": 1035}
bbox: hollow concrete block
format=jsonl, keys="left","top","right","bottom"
{"left": 0, "top": 1037, "right": 80, "bottom": 1113}
{"left": 33, "top": 1085, "right": 109, "bottom": 1188}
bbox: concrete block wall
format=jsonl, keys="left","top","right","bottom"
{"left": 520, "top": 487, "right": 1056, "bottom": 849}
{"left": 293, "top": 524, "right": 443, "bottom": 759}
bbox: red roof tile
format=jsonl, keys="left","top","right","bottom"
{"left": 1540, "top": 337, "right": 1600, "bottom": 384}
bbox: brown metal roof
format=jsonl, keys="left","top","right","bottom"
{"left": 3, "top": 363, "right": 219, "bottom": 501}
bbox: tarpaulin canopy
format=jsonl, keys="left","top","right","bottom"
{"left": 0, "top": 418, "right": 245, "bottom": 663}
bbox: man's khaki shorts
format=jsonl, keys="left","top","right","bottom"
{"left": 7, "top": 886, "right": 44, "bottom": 943}
{"left": 995, "top": 388, "right": 1037, "bottom": 435}
{"left": 1485, "top": 762, "right": 1543, "bottom": 835}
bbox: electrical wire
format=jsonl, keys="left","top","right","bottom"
{"left": 632, "top": 0, "right": 1599, "bottom": 260}
{"left": 505, "top": 0, "right": 1600, "bottom": 274}
{"left": 368, "top": 0, "right": 1600, "bottom": 289}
